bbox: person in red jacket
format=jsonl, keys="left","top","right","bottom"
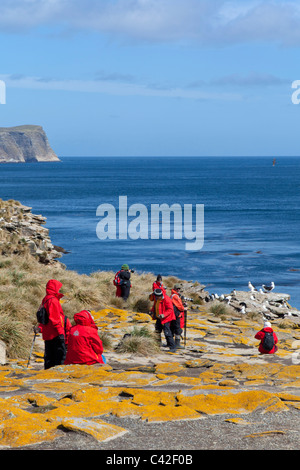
{"left": 170, "top": 284, "right": 186, "bottom": 349}
{"left": 64, "top": 310, "right": 105, "bottom": 365}
{"left": 63, "top": 315, "right": 72, "bottom": 352}
{"left": 152, "top": 275, "right": 166, "bottom": 295}
{"left": 149, "top": 288, "right": 176, "bottom": 352}
{"left": 255, "top": 321, "right": 278, "bottom": 354}
{"left": 38, "top": 279, "right": 68, "bottom": 369}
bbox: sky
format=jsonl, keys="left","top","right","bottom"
{"left": 0, "top": 0, "right": 300, "bottom": 157}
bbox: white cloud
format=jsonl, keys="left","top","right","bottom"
{"left": 1, "top": 1, "right": 300, "bottom": 46}
{"left": 211, "top": 73, "right": 289, "bottom": 87}
{"left": 0, "top": 72, "right": 241, "bottom": 101}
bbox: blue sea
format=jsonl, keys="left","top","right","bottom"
{"left": 0, "top": 156, "right": 299, "bottom": 308}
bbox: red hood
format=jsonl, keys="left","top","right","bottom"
{"left": 46, "top": 279, "right": 64, "bottom": 299}
{"left": 263, "top": 327, "right": 273, "bottom": 333}
{"left": 74, "top": 310, "right": 97, "bottom": 328}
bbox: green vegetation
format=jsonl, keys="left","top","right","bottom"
{"left": 115, "top": 326, "right": 160, "bottom": 356}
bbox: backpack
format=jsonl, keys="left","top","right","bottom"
{"left": 262, "top": 331, "right": 274, "bottom": 351}
{"left": 113, "top": 271, "right": 122, "bottom": 286}
{"left": 114, "top": 270, "right": 130, "bottom": 287}
{"left": 36, "top": 297, "right": 55, "bottom": 325}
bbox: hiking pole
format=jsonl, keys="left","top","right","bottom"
{"left": 183, "top": 308, "right": 187, "bottom": 347}
{"left": 27, "top": 331, "right": 37, "bottom": 368}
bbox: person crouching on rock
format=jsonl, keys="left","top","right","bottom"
{"left": 149, "top": 288, "right": 177, "bottom": 353}
{"left": 254, "top": 321, "right": 278, "bottom": 354}
{"left": 64, "top": 310, "right": 105, "bottom": 365}
{"left": 37, "top": 279, "right": 68, "bottom": 370}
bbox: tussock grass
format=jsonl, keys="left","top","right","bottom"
{"left": 132, "top": 297, "right": 151, "bottom": 313}
{"left": 115, "top": 326, "right": 160, "bottom": 356}
{"left": 98, "top": 331, "right": 114, "bottom": 350}
{"left": 207, "top": 302, "right": 231, "bottom": 317}
{"left": 0, "top": 313, "right": 31, "bottom": 359}
{"left": 116, "top": 336, "right": 159, "bottom": 356}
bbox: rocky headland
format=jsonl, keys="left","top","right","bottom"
{"left": 0, "top": 199, "right": 300, "bottom": 450}
{"left": 0, "top": 199, "right": 66, "bottom": 264}
{"left": 0, "top": 125, "right": 59, "bottom": 163}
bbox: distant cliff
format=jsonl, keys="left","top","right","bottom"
{"left": 0, "top": 125, "right": 60, "bottom": 163}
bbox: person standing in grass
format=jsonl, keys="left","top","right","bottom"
{"left": 37, "top": 279, "right": 68, "bottom": 369}
{"left": 113, "top": 264, "right": 132, "bottom": 301}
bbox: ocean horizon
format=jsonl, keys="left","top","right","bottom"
{"left": 0, "top": 155, "right": 299, "bottom": 309}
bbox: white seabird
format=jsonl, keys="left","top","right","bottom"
{"left": 237, "top": 302, "right": 247, "bottom": 314}
{"left": 248, "top": 281, "right": 258, "bottom": 292}
{"left": 262, "top": 282, "right": 275, "bottom": 293}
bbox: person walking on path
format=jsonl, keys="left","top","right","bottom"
{"left": 255, "top": 321, "right": 278, "bottom": 354}
{"left": 170, "top": 284, "right": 186, "bottom": 349}
{"left": 64, "top": 310, "right": 105, "bottom": 365}
{"left": 149, "top": 288, "right": 176, "bottom": 352}
{"left": 37, "top": 279, "right": 68, "bottom": 369}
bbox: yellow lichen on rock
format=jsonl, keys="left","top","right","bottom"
{"left": 58, "top": 417, "right": 128, "bottom": 442}
{"left": 124, "top": 388, "right": 176, "bottom": 407}
{"left": 139, "top": 404, "right": 201, "bottom": 422}
{"left": 261, "top": 398, "right": 290, "bottom": 414}
{"left": 9, "top": 392, "right": 56, "bottom": 409}
{"left": 224, "top": 417, "right": 251, "bottom": 425}
{"left": 273, "top": 365, "right": 300, "bottom": 380}
{"left": 185, "top": 359, "right": 213, "bottom": 368}
{"left": 32, "top": 381, "right": 89, "bottom": 396}
{"left": 131, "top": 312, "right": 152, "bottom": 323}
{"left": 92, "top": 307, "right": 129, "bottom": 323}
{"left": 155, "top": 362, "right": 185, "bottom": 375}
{"left": 0, "top": 408, "right": 59, "bottom": 448}
{"left": 198, "top": 370, "right": 224, "bottom": 384}
{"left": 244, "top": 430, "right": 286, "bottom": 438}
{"left": 176, "top": 390, "right": 279, "bottom": 415}
{"left": 219, "top": 379, "right": 239, "bottom": 387}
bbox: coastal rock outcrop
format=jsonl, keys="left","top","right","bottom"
{"left": 177, "top": 280, "right": 300, "bottom": 320}
{"left": 0, "top": 125, "right": 59, "bottom": 163}
{"left": 0, "top": 199, "right": 65, "bottom": 265}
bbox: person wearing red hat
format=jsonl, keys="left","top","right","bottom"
{"left": 64, "top": 310, "right": 105, "bottom": 365}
